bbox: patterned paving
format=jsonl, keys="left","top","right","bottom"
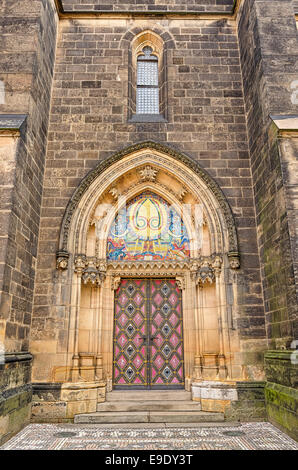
{"left": 1, "top": 422, "right": 297, "bottom": 450}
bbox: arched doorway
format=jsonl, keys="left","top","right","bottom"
{"left": 55, "top": 142, "right": 241, "bottom": 394}
{"left": 110, "top": 191, "right": 189, "bottom": 389}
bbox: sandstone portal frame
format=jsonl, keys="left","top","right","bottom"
{"left": 51, "top": 141, "right": 247, "bottom": 405}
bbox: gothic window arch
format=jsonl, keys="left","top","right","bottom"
{"left": 128, "top": 31, "right": 167, "bottom": 122}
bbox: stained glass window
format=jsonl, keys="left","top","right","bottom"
{"left": 107, "top": 192, "right": 190, "bottom": 261}
{"left": 136, "top": 47, "right": 159, "bottom": 115}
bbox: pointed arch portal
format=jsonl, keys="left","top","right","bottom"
{"left": 56, "top": 142, "right": 242, "bottom": 392}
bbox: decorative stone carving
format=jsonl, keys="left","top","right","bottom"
{"left": 56, "top": 250, "right": 69, "bottom": 270}
{"left": 195, "top": 261, "right": 215, "bottom": 287}
{"left": 111, "top": 275, "right": 122, "bottom": 290}
{"left": 107, "top": 260, "right": 190, "bottom": 270}
{"left": 212, "top": 256, "right": 223, "bottom": 277}
{"left": 82, "top": 269, "right": 105, "bottom": 287}
{"left": 138, "top": 165, "right": 158, "bottom": 182}
{"left": 74, "top": 254, "right": 87, "bottom": 275}
{"left": 228, "top": 252, "right": 240, "bottom": 270}
{"left": 76, "top": 257, "right": 107, "bottom": 287}
{"left": 109, "top": 187, "right": 119, "bottom": 201}
{"left": 178, "top": 187, "right": 187, "bottom": 202}
{"left": 81, "top": 259, "right": 99, "bottom": 286}
{"left": 98, "top": 260, "right": 107, "bottom": 273}
{"left": 176, "top": 276, "right": 186, "bottom": 290}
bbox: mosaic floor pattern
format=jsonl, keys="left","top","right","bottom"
{"left": 1, "top": 422, "right": 297, "bottom": 450}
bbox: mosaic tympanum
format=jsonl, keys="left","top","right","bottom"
{"left": 107, "top": 192, "right": 190, "bottom": 261}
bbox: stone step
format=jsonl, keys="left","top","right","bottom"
{"left": 106, "top": 391, "right": 191, "bottom": 402}
{"left": 97, "top": 400, "right": 201, "bottom": 412}
{"left": 74, "top": 411, "right": 224, "bottom": 424}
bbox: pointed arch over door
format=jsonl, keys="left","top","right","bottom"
{"left": 57, "top": 141, "right": 239, "bottom": 266}
{"left": 55, "top": 141, "right": 242, "bottom": 389}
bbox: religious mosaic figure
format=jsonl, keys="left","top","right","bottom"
{"left": 107, "top": 192, "right": 190, "bottom": 261}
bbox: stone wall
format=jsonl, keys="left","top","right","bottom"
{"left": 264, "top": 351, "right": 298, "bottom": 441}
{"left": 60, "top": 0, "right": 235, "bottom": 13}
{"left": 31, "top": 13, "right": 267, "bottom": 385}
{"left": 237, "top": 0, "right": 298, "bottom": 439}
{"left": 0, "top": 353, "right": 32, "bottom": 445}
{"left": 237, "top": 0, "right": 297, "bottom": 349}
{"left": 0, "top": 0, "right": 58, "bottom": 444}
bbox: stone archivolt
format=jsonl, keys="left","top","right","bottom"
{"left": 57, "top": 141, "right": 239, "bottom": 262}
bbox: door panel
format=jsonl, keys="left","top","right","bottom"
{"left": 150, "top": 279, "right": 184, "bottom": 389}
{"left": 113, "top": 279, "right": 148, "bottom": 388}
{"left": 113, "top": 279, "right": 184, "bottom": 389}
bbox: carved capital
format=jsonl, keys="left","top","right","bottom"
{"left": 81, "top": 258, "right": 106, "bottom": 287}
{"left": 228, "top": 252, "right": 240, "bottom": 270}
{"left": 195, "top": 261, "right": 215, "bottom": 287}
{"left": 82, "top": 269, "right": 105, "bottom": 287}
{"left": 56, "top": 250, "right": 69, "bottom": 270}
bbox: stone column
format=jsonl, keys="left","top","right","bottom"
{"left": 71, "top": 255, "right": 87, "bottom": 382}
{"left": 190, "top": 262, "right": 202, "bottom": 380}
{"left": 95, "top": 262, "right": 107, "bottom": 380}
{"left": 213, "top": 257, "right": 227, "bottom": 379}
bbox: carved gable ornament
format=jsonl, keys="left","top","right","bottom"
{"left": 138, "top": 164, "right": 158, "bottom": 182}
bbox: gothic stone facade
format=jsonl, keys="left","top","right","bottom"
{"left": 0, "top": 0, "right": 297, "bottom": 444}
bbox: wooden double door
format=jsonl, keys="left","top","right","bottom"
{"left": 113, "top": 279, "right": 184, "bottom": 389}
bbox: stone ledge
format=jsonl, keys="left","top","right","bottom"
{"left": 264, "top": 351, "right": 297, "bottom": 389}
{"left": 265, "top": 382, "right": 298, "bottom": 414}
{"left": 265, "top": 382, "right": 298, "bottom": 441}
{"left": 265, "top": 350, "right": 296, "bottom": 361}
{"left": 0, "top": 114, "right": 27, "bottom": 133}
{"left": 0, "top": 385, "right": 32, "bottom": 416}
{"left": 32, "top": 382, "right": 62, "bottom": 391}
{"left": 236, "top": 381, "right": 266, "bottom": 389}
{"left": 3, "top": 352, "right": 33, "bottom": 364}
{"left": 270, "top": 115, "right": 298, "bottom": 131}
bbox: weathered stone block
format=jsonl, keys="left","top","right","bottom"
{"left": 265, "top": 382, "right": 298, "bottom": 441}
{"left": 31, "top": 401, "right": 67, "bottom": 421}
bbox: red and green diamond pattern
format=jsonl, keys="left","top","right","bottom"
{"left": 113, "top": 279, "right": 184, "bottom": 389}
